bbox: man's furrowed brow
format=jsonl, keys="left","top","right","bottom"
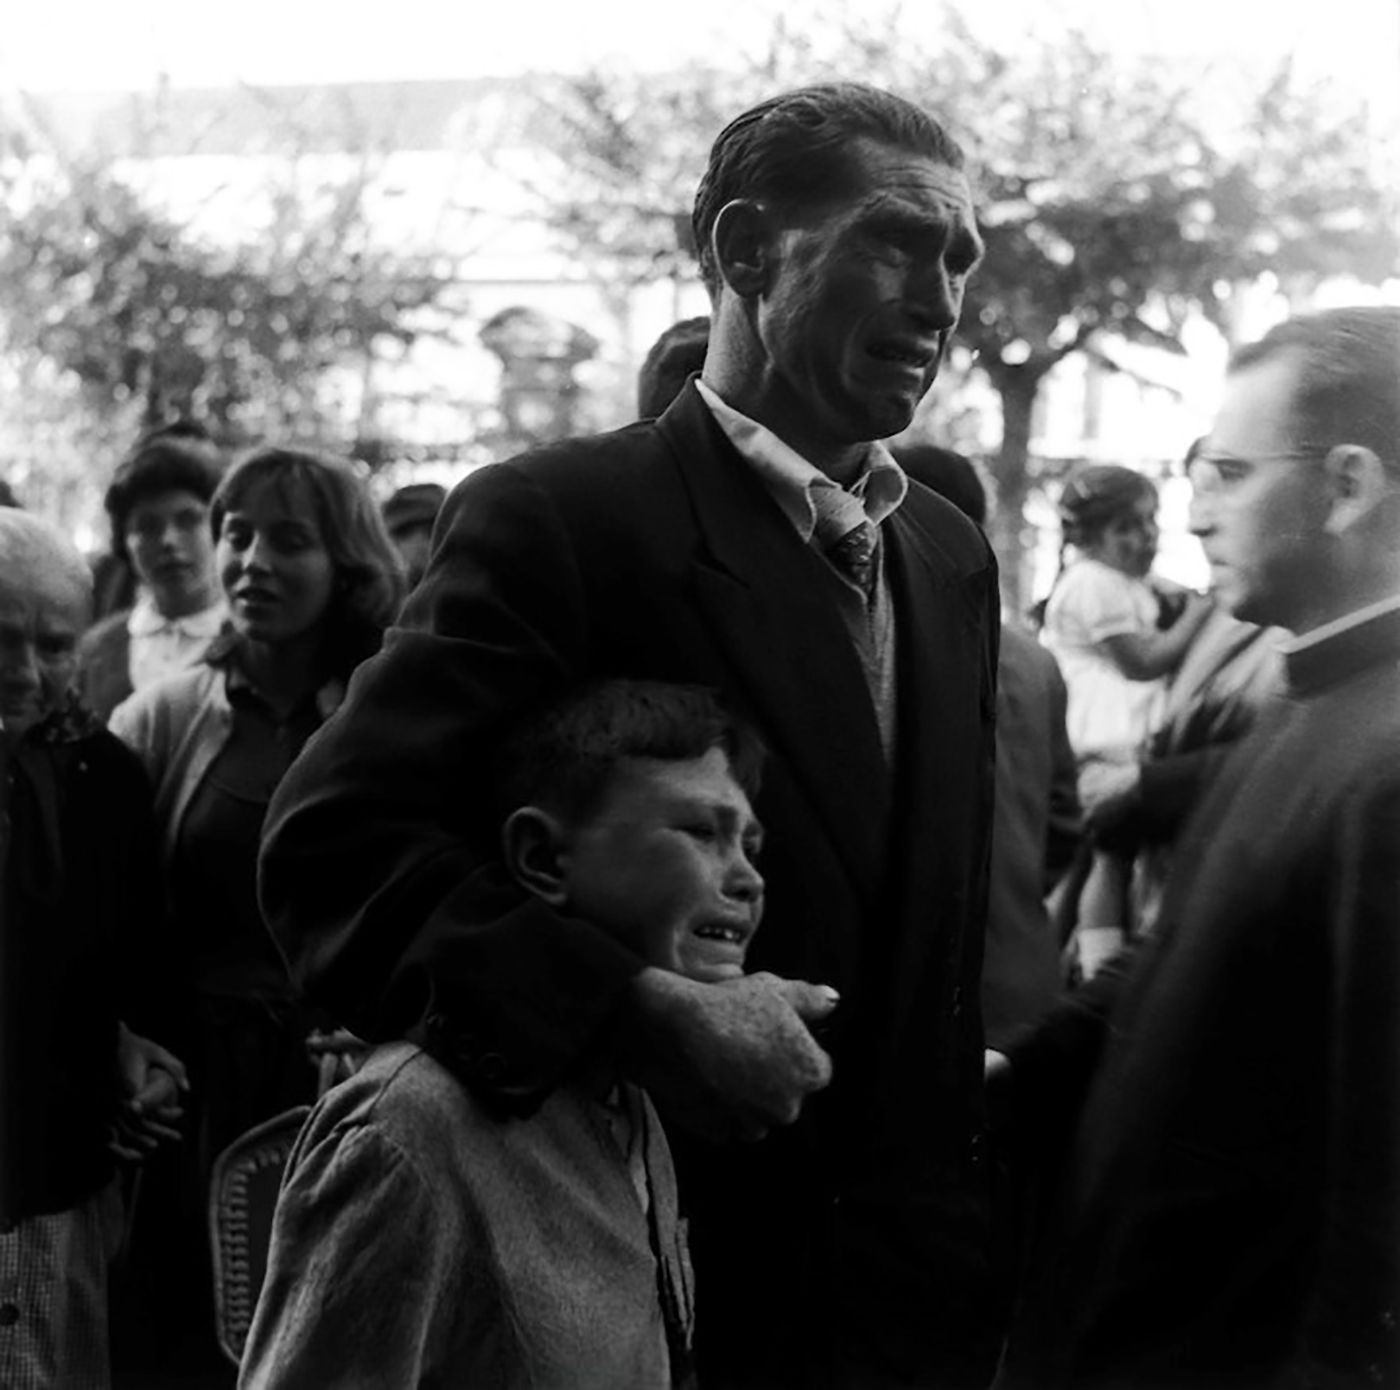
{"left": 863, "top": 190, "right": 959, "bottom": 224}
{"left": 863, "top": 191, "right": 982, "bottom": 252}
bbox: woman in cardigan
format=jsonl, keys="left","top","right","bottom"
{"left": 110, "top": 445, "right": 403, "bottom": 1375}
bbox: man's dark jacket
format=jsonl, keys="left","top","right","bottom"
{"left": 260, "top": 384, "right": 1003, "bottom": 1386}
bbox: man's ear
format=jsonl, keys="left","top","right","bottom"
{"left": 1323, "top": 445, "right": 1392, "bottom": 536}
{"left": 711, "top": 199, "right": 776, "bottom": 298}
{"left": 501, "top": 806, "right": 571, "bottom": 908}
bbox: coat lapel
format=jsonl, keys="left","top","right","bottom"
{"left": 657, "top": 387, "right": 891, "bottom": 911}
{"left": 886, "top": 498, "right": 995, "bottom": 822}
{"left": 879, "top": 498, "right": 998, "bottom": 1021}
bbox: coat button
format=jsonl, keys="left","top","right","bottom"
{"left": 0, "top": 1302, "right": 19, "bottom": 1327}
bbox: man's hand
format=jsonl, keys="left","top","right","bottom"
{"left": 621, "top": 969, "right": 837, "bottom": 1143}
{"left": 110, "top": 1022, "right": 189, "bottom": 1163}
{"left": 1080, "top": 760, "right": 1142, "bottom": 832}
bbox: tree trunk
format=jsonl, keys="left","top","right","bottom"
{"left": 988, "top": 368, "right": 1041, "bottom": 618}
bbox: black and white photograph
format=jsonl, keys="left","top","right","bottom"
{"left": 2, "top": 1, "right": 1398, "bottom": 1385}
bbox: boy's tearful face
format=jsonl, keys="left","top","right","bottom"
{"left": 561, "top": 746, "right": 765, "bottom": 983}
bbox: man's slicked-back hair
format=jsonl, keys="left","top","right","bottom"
{"left": 692, "top": 83, "right": 967, "bottom": 297}
{"left": 493, "top": 679, "right": 766, "bottom": 827}
{"left": 1230, "top": 306, "right": 1400, "bottom": 476}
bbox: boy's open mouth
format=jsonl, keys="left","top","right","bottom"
{"left": 693, "top": 922, "right": 749, "bottom": 944}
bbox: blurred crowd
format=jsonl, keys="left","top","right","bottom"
{"left": 1, "top": 78, "right": 1396, "bottom": 1390}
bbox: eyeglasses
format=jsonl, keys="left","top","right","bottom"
{"left": 1188, "top": 449, "right": 1322, "bottom": 496}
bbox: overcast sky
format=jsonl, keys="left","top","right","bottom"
{"left": 6, "top": 0, "right": 1399, "bottom": 95}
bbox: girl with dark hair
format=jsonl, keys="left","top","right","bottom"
{"left": 1040, "top": 464, "right": 1213, "bottom": 977}
{"left": 108, "top": 446, "right": 403, "bottom": 1374}
{"left": 77, "top": 422, "right": 227, "bottom": 720}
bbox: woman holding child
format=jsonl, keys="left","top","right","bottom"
{"left": 110, "top": 444, "right": 402, "bottom": 1370}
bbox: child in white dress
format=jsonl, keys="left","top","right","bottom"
{"left": 1040, "top": 465, "right": 1213, "bottom": 976}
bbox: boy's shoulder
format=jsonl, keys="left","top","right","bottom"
{"left": 300, "top": 1041, "right": 636, "bottom": 1188}
{"left": 314, "top": 1041, "right": 464, "bottom": 1137}
{"left": 302, "top": 1041, "right": 523, "bottom": 1168}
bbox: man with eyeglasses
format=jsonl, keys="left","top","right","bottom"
{"left": 995, "top": 306, "right": 1400, "bottom": 1389}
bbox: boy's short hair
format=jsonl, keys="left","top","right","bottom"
{"left": 494, "top": 679, "right": 765, "bottom": 825}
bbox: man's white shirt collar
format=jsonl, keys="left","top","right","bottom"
{"left": 694, "top": 379, "right": 908, "bottom": 541}
{"left": 1279, "top": 590, "right": 1400, "bottom": 656}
